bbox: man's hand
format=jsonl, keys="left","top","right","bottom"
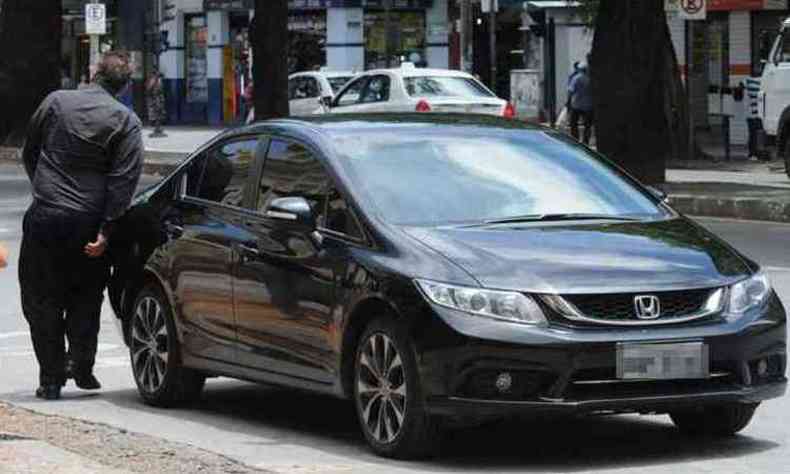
{"left": 84, "top": 232, "right": 108, "bottom": 258}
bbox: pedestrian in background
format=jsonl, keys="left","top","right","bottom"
{"left": 146, "top": 70, "right": 167, "bottom": 137}
{"left": 19, "top": 51, "right": 143, "bottom": 400}
{"left": 745, "top": 66, "right": 766, "bottom": 161}
{"left": 568, "top": 56, "right": 594, "bottom": 145}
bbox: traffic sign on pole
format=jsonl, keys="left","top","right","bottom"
{"left": 85, "top": 3, "right": 107, "bottom": 35}
{"left": 679, "top": 0, "right": 706, "bottom": 20}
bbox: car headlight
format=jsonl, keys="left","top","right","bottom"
{"left": 415, "top": 279, "right": 547, "bottom": 326}
{"left": 727, "top": 271, "right": 772, "bottom": 320}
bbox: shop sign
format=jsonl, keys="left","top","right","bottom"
{"left": 288, "top": 0, "right": 433, "bottom": 9}
{"left": 205, "top": 0, "right": 254, "bottom": 11}
{"left": 707, "top": 0, "right": 764, "bottom": 11}
{"left": 666, "top": 0, "right": 707, "bottom": 20}
{"left": 85, "top": 3, "right": 106, "bottom": 35}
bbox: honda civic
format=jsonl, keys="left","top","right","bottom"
{"left": 109, "top": 114, "right": 786, "bottom": 458}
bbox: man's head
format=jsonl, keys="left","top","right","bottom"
{"left": 93, "top": 50, "right": 133, "bottom": 96}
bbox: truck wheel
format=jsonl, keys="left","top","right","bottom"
{"left": 670, "top": 403, "right": 758, "bottom": 436}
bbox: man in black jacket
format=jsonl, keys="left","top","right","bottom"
{"left": 20, "top": 51, "right": 143, "bottom": 400}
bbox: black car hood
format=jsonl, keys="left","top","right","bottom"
{"left": 403, "top": 218, "right": 751, "bottom": 294}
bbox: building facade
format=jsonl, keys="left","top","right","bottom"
{"left": 157, "top": 0, "right": 451, "bottom": 125}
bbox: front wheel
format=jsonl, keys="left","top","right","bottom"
{"left": 130, "top": 285, "right": 205, "bottom": 407}
{"left": 353, "top": 317, "right": 441, "bottom": 459}
{"left": 669, "top": 403, "right": 759, "bottom": 436}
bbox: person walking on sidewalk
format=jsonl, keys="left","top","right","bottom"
{"left": 568, "top": 57, "right": 594, "bottom": 145}
{"left": 19, "top": 51, "right": 143, "bottom": 400}
{"left": 745, "top": 68, "right": 766, "bottom": 161}
{"left": 146, "top": 69, "right": 167, "bottom": 138}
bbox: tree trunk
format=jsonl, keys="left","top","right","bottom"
{"left": 251, "top": 0, "right": 289, "bottom": 121}
{"left": 591, "top": 0, "right": 684, "bottom": 184}
{"left": 0, "top": 0, "right": 62, "bottom": 146}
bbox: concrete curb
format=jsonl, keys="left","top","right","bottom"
{"left": 668, "top": 195, "right": 790, "bottom": 223}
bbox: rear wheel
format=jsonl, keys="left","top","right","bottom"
{"left": 130, "top": 285, "right": 205, "bottom": 407}
{"left": 783, "top": 137, "right": 790, "bottom": 179}
{"left": 353, "top": 317, "right": 441, "bottom": 459}
{"left": 669, "top": 403, "right": 758, "bottom": 436}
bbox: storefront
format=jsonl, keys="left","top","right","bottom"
{"left": 670, "top": 0, "right": 789, "bottom": 145}
{"left": 157, "top": 0, "right": 449, "bottom": 125}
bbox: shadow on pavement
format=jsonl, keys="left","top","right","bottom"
{"left": 10, "top": 378, "right": 777, "bottom": 472}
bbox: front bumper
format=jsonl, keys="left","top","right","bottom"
{"left": 416, "top": 296, "right": 787, "bottom": 418}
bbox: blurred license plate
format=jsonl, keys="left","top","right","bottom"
{"left": 617, "top": 342, "right": 709, "bottom": 380}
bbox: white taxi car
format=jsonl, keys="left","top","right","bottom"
{"left": 288, "top": 69, "right": 355, "bottom": 116}
{"left": 323, "top": 63, "right": 514, "bottom": 117}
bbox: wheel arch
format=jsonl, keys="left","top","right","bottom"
{"left": 340, "top": 296, "right": 402, "bottom": 399}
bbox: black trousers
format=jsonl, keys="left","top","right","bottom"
{"left": 746, "top": 117, "right": 764, "bottom": 159}
{"left": 570, "top": 108, "right": 594, "bottom": 145}
{"left": 18, "top": 202, "right": 109, "bottom": 385}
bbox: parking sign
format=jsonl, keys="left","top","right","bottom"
{"left": 85, "top": 3, "right": 106, "bottom": 35}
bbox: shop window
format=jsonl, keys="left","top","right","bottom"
{"left": 186, "top": 15, "right": 208, "bottom": 103}
{"left": 364, "top": 11, "right": 426, "bottom": 69}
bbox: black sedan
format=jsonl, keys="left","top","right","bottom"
{"left": 109, "top": 114, "right": 786, "bottom": 458}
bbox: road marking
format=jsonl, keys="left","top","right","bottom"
{"left": 764, "top": 266, "right": 790, "bottom": 273}
{"left": 0, "top": 227, "right": 10, "bottom": 233}
{"left": 0, "top": 331, "right": 29, "bottom": 340}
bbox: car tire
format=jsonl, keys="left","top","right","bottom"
{"left": 130, "top": 285, "right": 205, "bottom": 407}
{"left": 353, "top": 316, "right": 442, "bottom": 459}
{"left": 783, "top": 137, "right": 790, "bottom": 180}
{"left": 669, "top": 403, "right": 759, "bottom": 436}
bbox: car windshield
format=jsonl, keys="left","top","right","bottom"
{"left": 328, "top": 76, "right": 353, "bottom": 93}
{"left": 332, "top": 129, "right": 666, "bottom": 225}
{"left": 404, "top": 76, "right": 495, "bottom": 98}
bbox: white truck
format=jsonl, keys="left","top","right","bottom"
{"left": 761, "top": 17, "right": 790, "bottom": 177}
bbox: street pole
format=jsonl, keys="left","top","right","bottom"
{"left": 459, "top": 0, "right": 471, "bottom": 73}
{"left": 687, "top": 19, "right": 694, "bottom": 161}
{"left": 489, "top": 8, "right": 496, "bottom": 92}
{"left": 385, "top": 0, "right": 392, "bottom": 67}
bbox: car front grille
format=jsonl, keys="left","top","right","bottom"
{"left": 545, "top": 288, "right": 722, "bottom": 326}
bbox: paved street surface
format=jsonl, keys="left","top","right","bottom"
{"left": 1, "top": 161, "right": 789, "bottom": 473}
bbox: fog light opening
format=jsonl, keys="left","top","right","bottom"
{"left": 757, "top": 359, "right": 769, "bottom": 377}
{"left": 495, "top": 372, "right": 513, "bottom": 393}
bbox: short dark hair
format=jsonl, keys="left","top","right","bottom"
{"left": 94, "top": 50, "right": 133, "bottom": 95}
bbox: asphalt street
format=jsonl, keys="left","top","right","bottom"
{"left": 1, "top": 161, "right": 789, "bottom": 473}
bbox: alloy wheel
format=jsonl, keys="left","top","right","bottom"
{"left": 130, "top": 296, "right": 169, "bottom": 394}
{"left": 356, "top": 333, "right": 407, "bottom": 444}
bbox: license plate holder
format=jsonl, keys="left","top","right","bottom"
{"left": 616, "top": 342, "right": 709, "bottom": 380}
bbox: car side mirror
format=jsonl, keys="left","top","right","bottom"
{"left": 646, "top": 185, "right": 668, "bottom": 203}
{"left": 265, "top": 197, "right": 316, "bottom": 229}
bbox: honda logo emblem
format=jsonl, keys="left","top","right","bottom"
{"left": 634, "top": 295, "right": 661, "bottom": 320}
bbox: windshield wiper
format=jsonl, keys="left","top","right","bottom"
{"left": 481, "top": 213, "right": 639, "bottom": 225}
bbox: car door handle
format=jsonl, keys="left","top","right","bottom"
{"left": 164, "top": 222, "right": 184, "bottom": 238}
{"left": 236, "top": 243, "right": 260, "bottom": 262}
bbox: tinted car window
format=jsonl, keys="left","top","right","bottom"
{"left": 325, "top": 188, "right": 363, "bottom": 240}
{"left": 333, "top": 130, "right": 665, "bottom": 225}
{"left": 327, "top": 76, "right": 353, "bottom": 93}
{"left": 334, "top": 78, "right": 368, "bottom": 107}
{"left": 360, "top": 75, "right": 390, "bottom": 103}
{"left": 404, "top": 76, "right": 494, "bottom": 98}
{"left": 258, "top": 139, "right": 331, "bottom": 224}
{"left": 187, "top": 138, "right": 258, "bottom": 208}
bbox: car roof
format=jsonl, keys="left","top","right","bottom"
{"left": 290, "top": 71, "right": 355, "bottom": 79}
{"left": 361, "top": 67, "right": 476, "bottom": 79}
{"left": 239, "top": 114, "right": 543, "bottom": 141}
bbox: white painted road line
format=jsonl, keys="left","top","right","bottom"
{"left": 764, "top": 266, "right": 790, "bottom": 273}
{"left": 0, "top": 331, "right": 29, "bottom": 340}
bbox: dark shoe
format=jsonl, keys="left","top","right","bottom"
{"left": 35, "top": 385, "right": 61, "bottom": 400}
{"left": 72, "top": 372, "right": 101, "bottom": 390}
{"left": 65, "top": 361, "right": 102, "bottom": 390}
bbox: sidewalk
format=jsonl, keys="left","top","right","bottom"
{"left": 0, "top": 435, "right": 131, "bottom": 474}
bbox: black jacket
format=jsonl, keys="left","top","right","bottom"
{"left": 22, "top": 84, "right": 143, "bottom": 237}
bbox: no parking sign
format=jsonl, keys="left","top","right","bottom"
{"left": 85, "top": 3, "right": 107, "bottom": 35}
{"left": 666, "top": 0, "right": 707, "bottom": 20}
